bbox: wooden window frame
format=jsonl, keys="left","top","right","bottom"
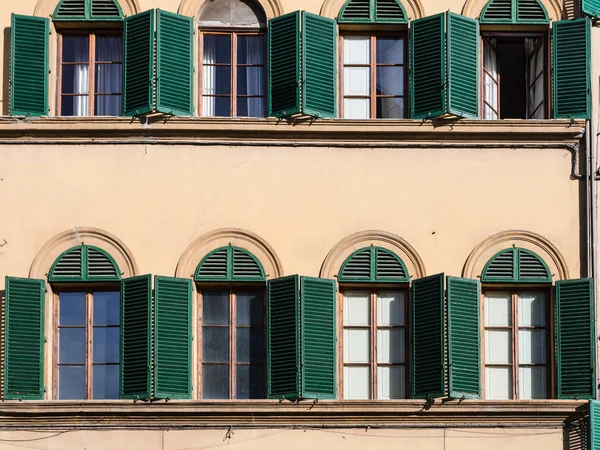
{"left": 198, "top": 29, "right": 267, "bottom": 117}
{"left": 56, "top": 29, "right": 123, "bottom": 117}
{"left": 197, "top": 284, "right": 266, "bottom": 399}
{"left": 52, "top": 284, "right": 121, "bottom": 400}
{"left": 339, "top": 286, "right": 409, "bottom": 400}
{"left": 481, "top": 286, "right": 553, "bottom": 400}
{"left": 339, "top": 31, "right": 408, "bottom": 119}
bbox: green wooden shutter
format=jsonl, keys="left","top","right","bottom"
{"left": 553, "top": 19, "right": 590, "bottom": 119}
{"left": 302, "top": 12, "right": 336, "bottom": 118}
{"left": 267, "top": 275, "right": 301, "bottom": 399}
{"left": 556, "top": 278, "right": 595, "bottom": 399}
{"left": 447, "top": 276, "right": 480, "bottom": 399}
{"left": 156, "top": 10, "right": 194, "bottom": 116}
{"left": 10, "top": 15, "right": 49, "bottom": 117}
{"left": 268, "top": 11, "right": 301, "bottom": 118}
{"left": 123, "top": 10, "right": 154, "bottom": 117}
{"left": 591, "top": 400, "right": 600, "bottom": 450}
{"left": 120, "top": 274, "right": 152, "bottom": 399}
{"left": 583, "top": 0, "right": 600, "bottom": 17}
{"left": 4, "top": 277, "right": 45, "bottom": 400}
{"left": 154, "top": 276, "right": 192, "bottom": 399}
{"left": 410, "top": 13, "right": 446, "bottom": 119}
{"left": 300, "top": 276, "right": 337, "bottom": 399}
{"left": 447, "top": 13, "right": 479, "bottom": 119}
{"left": 412, "top": 273, "right": 445, "bottom": 399}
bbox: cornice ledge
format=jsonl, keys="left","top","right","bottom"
{"left": 0, "top": 117, "right": 585, "bottom": 145}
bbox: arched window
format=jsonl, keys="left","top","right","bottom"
{"left": 195, "top": 245, "right": 267, "bottom": 398}
{"left": 198, "top": 0, "right": 267, "bottom": 117}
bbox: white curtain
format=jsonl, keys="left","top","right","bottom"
{"left": 483, "top": 39, "right": 499, "bottom": 120}
{"left": 525, "top": 38, "right": 544, "bottom": 119}
{"left": 202, "top": 37, "right": 217, "bottom": 116}
{"left": 67, "top": 36, "right": 89, "bottom": 116}
{"left": 95, "top": 36, "right": 123, "bottom": 116}
{"left": 239, "top": 36, "right": 264, "bottom": 117}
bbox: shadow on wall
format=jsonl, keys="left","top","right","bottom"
{"left": 562, "top": 0, "right": 580, "bottom": 19}
{"left": 563, "top": 405, "right": 589, "bottom": 450}
{"left": 3, "top": 28, "right": 9, "bottom": 116}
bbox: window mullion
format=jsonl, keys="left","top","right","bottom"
{"left": 88, "top": 33, "right": 95, "bottom": 116}
{"left": 230, "top": 289, "right": 236, "bottom": 399}
{"left": 371, "top": 290, "right": 377, "bottom": 399}
{"left": 370, "top": 34, "right": 376, "bottom": 119}
{"left": 86, "top": 290, "right": 93, "bottom": 399}
{"left": 512, "top": 291, "right": 519, "bottom": 399}
{"left": 231, "top": 32, "right": 236, "bottom": 117}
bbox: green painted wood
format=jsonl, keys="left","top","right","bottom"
{"left": 480, "top": 0, "right": 548, "bottom": 23}
{"left": 338, "top": 0, "right": 407, "bottom": 23}
{"left": 517, "top": 0, "right": 549, "bottom": 22}
{"left": 154, "top": 276, "right": 192, "bottom": 399}
{"left": 481, "top": 248, "right": 551, "bottom": 283}
{"left": 10, "top": 14, "right": 49, "bottom": 117}
{"left": 583, "top": 0, "right": 600, "bottom": 17}
{"left": 412, "top": 273, "right": 445, "bottom": 399}
{"left": 338, "top": 246, "right": 409, "bottom": 283}
{"left": 123, "top": 10, "right": 154, "bottom": 116}
{"left": 447, "top": 12, "right": 479, "bottom": 119}
{"left": 156, "top": 10, "right": 194, "bottom": 116}
{"left": 49, "top": 245, "right": 121, "bottom": 282}
{"left": 553, "top": 19, "right": 590, "bottom": 119}
{"left": 410, "top": 13, "right": 446, "bottom": 119}
{"left": 267, "top": 275, "right": 300, "bottom": 399}
{"left": 375, "top": 0, "right": 408, "bottom": 22}
{"left": 301, "top": 276, "right": 337, "bottom": 399}
{"left": 302, "top": 12, "right": 337, "bottom": 118}
{"left": 120, "top": 274, "right": 152, "bottom": 400}
{"left": 591, "top": 400, "right": 600, "bottom": 450}
{"left": 195, "top": 246, "right": 266, "bottom": 282}
{"left": 447, "top": 276, "right": 480, "bottom": 399}
{"left": 54, "top": 0, "right": 123, "bottom": 20}
{"left": 268, "top": 12, "right": 301, "bottom": 118}
{"left": 555, "top": 278, "right": 595, "bottom": 399}
{"left": 4, "top": 277, "right": 45, "bottom": 400}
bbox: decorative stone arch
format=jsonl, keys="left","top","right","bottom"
{"left": 33, "top": 0, "right": 139, "bottom": 17}
{"left": 175, "top": 228, "right": 284, "bottom": 280}
{"left": 462, "top": 230, "right": 570, "bottom": 281}
{"left": 177, "top": 0, "right": 283, "bottom": 20}
{"left": 320, "top": 0, "right": 424, "bottom": 20}
{"left": 320, "top": 230, "right": 426, "bottom": 280}
{"left": 29, "top": 227, "right": 138, "bottom": 280}
{"left": 461, "top": 0, "right": 561, "bottom": 21}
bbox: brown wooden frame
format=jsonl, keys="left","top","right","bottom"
{"left": 481, "top": 37, "right": 500, "bottom": 119}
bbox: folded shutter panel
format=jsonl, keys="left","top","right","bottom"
{"left": 591, "top": 400, "right": 600, "bottom": 450}
{"left": 583, "top": 0, "right": 600, "bottom": 17}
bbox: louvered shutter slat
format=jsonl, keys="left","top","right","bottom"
{"left": 339, "top": 0, "right": 371, "bottom": 21}
{"left": 375, "top": 0, "right": 406, "bottom": 21}
{"left": 517, "top": 0, "right": 548, "bottom": 21}
{"left": 55, "top": 0, "right": 86, "bottom": 18}
{"left": 232, "top": 249, "right": 264, "bottom": 278}
{"left": 340, "top": 248, "right": 371, "bottom": 280}
{"left": 481, "top": 0, "right": 512, "bottom": 21}
{"left": 87, "top": 247, "right": 120, "bottom": 278}
{"left": 50, "top": 247, "right": 83, "bottom": 279}
{"left": 583, "top": 0, "right": 600, "bottom": 17}
{"left": 91, "top": 0, "right": 122, "bottom": 17}
{"left": 196, "top": 248, "right": 228, "bottom": 279}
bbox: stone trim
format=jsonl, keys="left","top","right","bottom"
{"left": 177, "top": 0, "right": 283, "bottom": 20}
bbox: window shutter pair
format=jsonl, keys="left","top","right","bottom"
{"left": 268, "top": 11, "right": 337, "bottom": 119}
{"left": 124, "top": 10, "right": 194, "bottom": 117}
{"left": 267, "top": 275, "right": 337, "bottom": 400}
{"left": 4, "top": 275, "right": 192, "bottom": 400}
{"left": 412, "top": 274, "right": 481, "bottom": 399}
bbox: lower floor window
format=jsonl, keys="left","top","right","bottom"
{"left": 342, "top": 290, "right": 406, "bottom": 399}
{"left": 56, "top": 289, "right": 120, "bottom": 399}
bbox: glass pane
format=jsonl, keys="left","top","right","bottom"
{"left": 236, "top": 97, "right": 265, "bottom": 118}
{"left": 215, "top": 97, "right": 231, "bottom": 116}
{"left": 519, "top": 292, "right": 545, "bottom": 326}
{"left": 93, "top": 365, "right": 120, "bottom": 399}
{"left": 344, "top": 98, "right": 369, "bottom": 119}
{"left": 59, "top": 328, "right": 85, "bottom": 364}
{"left": 237, "top": 67, "right": 265, "bottom": 96}
{"left": 202, "top": 66, "right": 231, "bottom": 95}
{"left": 344, "top": 36, "right": 370, "bottom": 64}
{"left": 59, "top": 366, "right": 85, "bottom": 400}
{"left": 96, "top": 36, "right": 123, "bottom": 62}
{"left": 344, "top": 67, "right": 370, "bottom": 96}
{"left": 519, "top": 366, "right": 547, "bottom": 399}
{"left": 376, "top": 97, "right": 404, "bottom": 119}
{"left": 377, "top": 328, "right": 405, "bottom": 363}
{"left": 377, "top": 292, "right": 404, "bottom": 326}
{"left": 344, "top": 293, "right": 369, "bottom": 326}
{"left": 93, "top": 291, "right": 120, "bottom": 326}
{"left": 202, "top": 364, "right": 229, "bottom": 399}
{"left": 202, "top": 326, "right": 229, "bottom": 362}
{"left": 236, "top": 364, "right": 265, "bottom": 399}
{"left": 95, "top": 64, "right": 123, "bottom": 94}
{"left": 61, "top": 65, "right": 89, "bottom": 94}
{"left": 377, "top": 366, "right": 405, "bottom": 399}
{"left": 485, "top": 292, "right": 511, "bottom": 327}
{"left": 344, "top": 329, "right": 369, "bottom": 363}
{"left": 376, "top": 37, "right": 404, "bottom": 64}
{"left": 344, "top": 366, "right": 370, "bottom": 399}
{"left": 519, "top": 329, "right": 546, "bottom": 364}
{"left": 237, "top": 291, "right": 264, "bottom": 325}
{"left": 203, "top": 35, "right": 231, "bottom": 64}
{"left": 376, "top": 67, "right": 403, "bottom": 96}
{"left": 93, "top": 327, "right": 120, "bottom": 363}
{"left": 485, "top": 367, "right": 512, "bottom": 399}
{"left": 61, "top": 95, "right": 89, "bottom": 117}
{"left": 62, "top": 36, "right": 89, "bottom": 62}
{"left": 59, "top": 292, "right": 86, "bottom": 326}
{"left": 95, "top": 95, "right": 122, "bottom": 116}
{"left": 236, "top": 327, "right": 264, "bottom": 363}
{"left": 203, "top": 291, "right": 230, "bottom": 325}
{"left": 485, "top": 330, "right": 511, "bottom": 364}
{"left": 237, "top": 35, "right": 265, "bottom": 64}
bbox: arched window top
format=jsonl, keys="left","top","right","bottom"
{"left": 338, "top": 246, "right": 410, "bottom": 283}
{"left": 195, "top": 245, "right": 266, "bottom": 282}
{"left": 49, "top": 245, "right": 122, "bottom": 282}
{"left": 480, "top": 0, "right": 549, "bottom": 24}
{"left": 199, "top": 0, "right": 267, "bottom": 28}
{"left": 481, "top": 247, "right": 552, "bottom": 283}
{"left": 53, "top": 0, "right": 124, "bottom": 21}
{"left": 338, "top": 0, "right": 408, "bottom": 23}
